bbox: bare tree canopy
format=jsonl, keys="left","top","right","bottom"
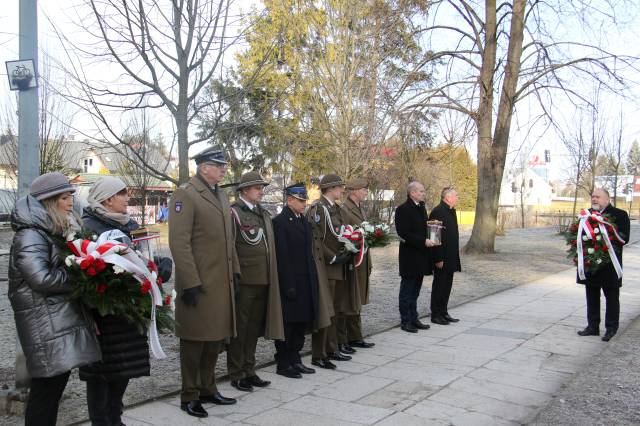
{"left": 404, "top": 0, "right": 638, "bottom": 253}
{"left": 55, "top": 0, "right": 245, "bottom": 184}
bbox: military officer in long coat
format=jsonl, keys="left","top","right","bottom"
{"left": 169, "top": 147, "right": 238, "bottom": 418}
{"left": 227, "top": 172, "right": 284, "bottom": 392}
{"left": 308, "top": 174, "right": 356, "bottom": 368}
{"left": 272, "top": 183, "right": 331, "bottom": 378}
{"left": 341, "top": 178, "right": 375, "bottom": 349}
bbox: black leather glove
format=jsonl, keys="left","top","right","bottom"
{"left": 234, "top": 273, "right": 241, "bottom": 297}
{"left": 154, "top": 256, "right": 173, "bottom": 283}
{"left": 182, "top": 286, "right": 204, "bottom": 307}
{"left": 331, "top": 251, "right": 352, "bottom": 265}
{"left": 285, "top": 288, "right": 297, "bottom": 300}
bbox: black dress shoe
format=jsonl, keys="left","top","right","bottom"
{"left": 577, "top": 327, "right": 599, "bottom": 336}
{"left": 245, "top": 375, "right": 271, "bottom": 387}
{"left": 431, "top": 316, "right": 449, "bottom": 325}
{"left": 413, "top": 320, "right": 431, "bottom": 330}
{"left": 199, "top": 392, "right": 237, "bottom": 405}
{"left": 443, "top": 314, "right": 459, "bottom": 323}
{"left": 311, "top": 358, "right": 337, "bottom": 369}
{"left": 328, "top": 352, "right": 352, "bottom": 361}
{"left": 349, "top": 340, "right": 375, "bottom": 348}
{"left": 401, "top": 323, "right": 418, "bottom": 333}
{"left": 293, "top": 363, "right": 316, "bottom": 374}
{"left": 339, "top": 344, "right": 356, "bottom": 354}
{"left": 601, "top": 329, "right": 617, "bottom": 342}
{"left": 276, "top": 366, "right": 303, "bottom": 378}
{"left": 231, "top": 379, "right": 253, "bottom": 392}
{"left": 181, "top": 400, "right": 208, "bottom": 417}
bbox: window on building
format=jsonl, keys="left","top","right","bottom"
{"left": 83, "top": 158, "right": 93, "bottom": 173}
{"left": 529, "top": 179, "right": 534, "bottom": 188}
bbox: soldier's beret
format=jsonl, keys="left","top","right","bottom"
{"left": 319, "top": 173, "right": 344, "bottom": 189}
{"left": 284, "top": 182, "right": 309, "bottom": 200}
{"left": 345, "top": 178, "right": 368, "bottom": 190}
{"left": 237, "top": 171, "right": 269, "bottom": 190}
{"left": 191, "top": 146, "right": 227, "bottom": 165}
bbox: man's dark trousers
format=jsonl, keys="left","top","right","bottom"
{"left": 431, "top": 268, "right": 454, "bottom": 318}
{"left": 275, "top": 322, "right": 309, "bottom": 369}
{"left": 586, "top": 281, "right": 620, "bottom": 331}
{"left": 399, "top": 276, "right": 423, "bottom": 324}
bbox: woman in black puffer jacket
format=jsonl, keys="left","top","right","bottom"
{"left": 9, "top": 173, "right": 101, "bottom": 426}
{"left": 79, "top": 176, "right": 149, "bottom": 426}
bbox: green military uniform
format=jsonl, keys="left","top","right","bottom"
{"left": 227, "top": 172, "right": 284, "bottom": 383}
{"left": 169, "top": 148, "right": 239, "bottom": 404}
{"left": 341, "top": 188, "right": 373, "bottom": 344}
{"left": 308, "top": 174, "right": 358, "bottom": 361}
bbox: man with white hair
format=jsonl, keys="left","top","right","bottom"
{"left": 394, "top": 181, "right": 436, "bottom": 333}
{"left": 576, "top": 188, "right": 630, "bottom": 342}
{"left": 428, "top": 187, "right": 461, "bottom": 325}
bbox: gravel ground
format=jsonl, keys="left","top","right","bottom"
{"left": 1, "top": 224, "right": 638, "bottom": 425}
{"left": 531, "top": 314, "right": 640, "bottom": 426}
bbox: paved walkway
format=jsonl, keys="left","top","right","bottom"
{"left": 89, "top": 245, "right": 640, "bottom": 426}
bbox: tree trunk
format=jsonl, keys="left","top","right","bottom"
{"left": 464, "top": 0, "right": 497, "bottom": 254}
{"left": 465, "top": 0, "right": 526, "bottom": 254}
{"left": 176, "top": 105, "right": 190, "bottom": 184}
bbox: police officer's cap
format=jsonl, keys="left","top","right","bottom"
{"left": 284, "top": 183, "right": 309, "bottom": 201}
{"left": 192, "top": 146, "right": 227, "bottom": 165}
{"left": 237, "top": 171, "right": 269, "bottom": 190}
{"left": 319, "top": 173, "right": 345, "bottom": 189}
{"left": 346, "top": 178, "right": 368, "bottom": 190}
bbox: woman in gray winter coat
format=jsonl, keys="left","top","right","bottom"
{"left": 9, "top": 172, "right": 101, "bottom": 426}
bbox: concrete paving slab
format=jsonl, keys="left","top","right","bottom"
{"left": 313, "top": 374, "right": 394, "bottom": 402}
{"left": 373, "top": 411, "right": 449, "bottom": 426}
{"left": 357, "top": 380, "right": 438, "bottom": 411}
{"left": 366, "top": 360, "right": 472, "bottom": 387}
{"left": 404, "top": 344, "right": 499, "bottom": 367}
{"left": 447, "top": 377, "right": 551, "bottom": 407}
{"left": 243, "top": 407, "right": 361, "bottom": 426}
{"left": 467, "top": 367, "right": 567, "bottom": 394}
{"left": 406, "top": 398, "right": 519, "bottom": 426}
{"left": 280, "top": 395, "right": 393, "bottom": 424}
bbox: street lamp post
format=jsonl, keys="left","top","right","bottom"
{"left": 15, "top": 0, "right": 40, "bottom": 391}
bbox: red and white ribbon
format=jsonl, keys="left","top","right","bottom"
{"left": 576, "top": 209, "right": 625, "bottom": 281}
{"left": 67, "top": 230, "right": 167, "bottom": 359}
{"left": 337, "top": 225, "right": 365, "bottom": 267}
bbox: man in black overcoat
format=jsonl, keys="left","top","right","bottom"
{"left": 272, "top": 183, "right": 319, "bottom": 378}
{"left": 428, "top": 187, "right": 462, "bottom": 325}
{"left": 577, "top": 188, "right": 630, "bottom": 342}
{"left": 394, "top": 181, "right": 435, "bottom": 333}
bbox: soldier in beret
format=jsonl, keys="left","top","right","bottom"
{"left": 169, "top": 146, "right": 238, "bottom": 418}
{"left": 341, "top": 178, "right": 375, "bottom": 349}
{"left": 272, "top": 183, "right": 332, "bottom": 378}
{"left": 227, "top": 172, "right": 284, "bottom": 391}
{"left": 307, "top": 174, "right": 355, "bottom": 369}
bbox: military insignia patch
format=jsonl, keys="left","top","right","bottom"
{"left": 175, "top": 202, "right": 182, "bottom": 212}
{"left": 314, "top": 213, "right": 321, "bottom": 222}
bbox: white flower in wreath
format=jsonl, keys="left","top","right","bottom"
{"left": 582, "top": 235, "right": 589, "bottom": 241}
{"left": 92, "top": 234, "right": 98, "bottom": 241}
{"left": 587, "top": 248, "right": 595, "bottom": 254}
{"left": 596, "top": 235, "right": 601, "bottom": 241}
{"left": 594, "top": 228, "right": 600, "bottom": 234}
{"left": 170, "top": 289, "right": 177, "bottom": 312}
{"left": 65, "top": 232, "right": 76, "bottom": 242}
{"left": 64, "top": 255, "right": 75, "bottom": 267}
{"left": 363, "top": 223, "right": 375, "bottom": 233}
{"left": 596, "top": 258, "right": 602, "bottom": 264}
{"left": 113, "top": 265, "right": 126, "bottom": 274}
